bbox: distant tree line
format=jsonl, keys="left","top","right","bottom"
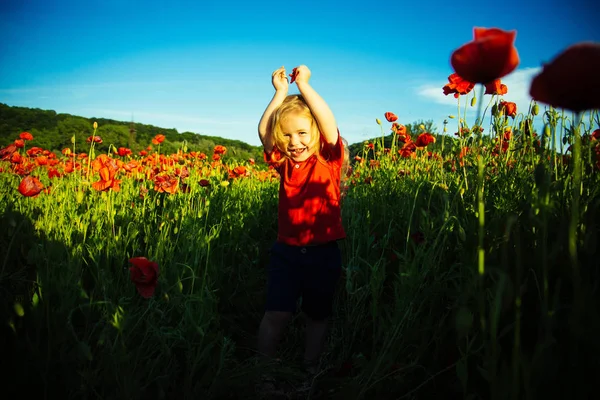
{"left": 0, "top": 103, "right": 265, "bottom": 162}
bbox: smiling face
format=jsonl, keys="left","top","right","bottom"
{"left": 279, "top": 112, "right": 317, "bottom": 162}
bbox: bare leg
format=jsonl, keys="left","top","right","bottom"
{"left": 304, "top": 315, "right": 329, "bottom": 370}
{"left": 258, "top": 311, "right": 293, "bottom": 360}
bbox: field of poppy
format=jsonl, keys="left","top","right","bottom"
{"left": 1, "top": 29, "right": 600, "bottom": 400}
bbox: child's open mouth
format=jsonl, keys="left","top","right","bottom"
{"left": 289, "top": 148, "right": 306, "bottom": 156}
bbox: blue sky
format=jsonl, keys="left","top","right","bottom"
{"left": 1, "top": 0, "right": 598, "bottom": 147}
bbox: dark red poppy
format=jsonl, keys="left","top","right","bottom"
{"left": 451, "top": 27, "right": 520, "bottom": 84}
{"left": 443, "top": 73, "right": 475, "bottom": 98}
{"left": 199, "top": 179, "right": 210, "bottom": 187}
{"left": 385, "top": 112, "right": 398, "bottom": 122}
{"left": 529, "top": 42, "right": 600, "bottom": 112}
{"left": 289, "top": 67, "right": 298, "bottom": 84}
{"left": 20, "top": 132, "right": 34, "bottom": 141}
{"left": 18, "top": 175, "right": 44, "bottom": 197}
{"left": 129, "top": 257, "right": 159, "bottom": 298}
{"left": 484, "top": 79, "right": 508, "bottom": 95}
{"left": 410, "top": 231, "right": 425, "bottom": 244}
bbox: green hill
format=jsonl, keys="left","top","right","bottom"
{"left": 0, "top": 103, "right": 264, "bottom": 162}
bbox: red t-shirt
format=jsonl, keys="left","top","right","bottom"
{"left": 264, "top": 133, "right": 346, "bottom": 246}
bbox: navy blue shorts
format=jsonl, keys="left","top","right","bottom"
{"left": 265, "top": 241, "right": 342, "bottom": 320}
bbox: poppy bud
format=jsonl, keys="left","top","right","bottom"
{"left": 471, "top": 96, "right": 477, "bottom": 107}
{"left": 71, "top": 135, "right": 76, "bottom": 144}
{"left": 76, "top": 191, "right": 84, "bottom": 204}
{"left": 376, "top": 118, "right": 381, "bottom": 125}
{"left": 93, "top": 122, "right": 98, "bottom": 130}
{"left": 532, "top": 103, "right": 539, "bottom": 116}
{"left": 449, "top": 115, "right": 456, "bottom": 119}
{"left": 491, "top": 104, "right": 498, "bottom": 116}
{"left": 419, "top": 124, "right": 425, "bottom": 130}
{"left": 544, "top": 124, "right": 551, "bottom": 138}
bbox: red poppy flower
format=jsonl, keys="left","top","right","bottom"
{"left": 26, "top": 147, "right": 43, "bottom": 156}
{"left": 230, "top": 165, "right": 247, "bottom": 178}
{"left": 48, "top": 168, "right": 62, "bottom": 179}
{"left": 129, "top": 257, "right": 159, "bottom": 298}
{"left": 384, "top": 112, "right": 398, "bottom": 122}
{"left": 484, "top": 79, "right": 508, "bottom": 95}
{"left": 399, "top": 141, "right": 417, "bottom": 158}
{"left": 91, "top": 154, "right": 121, "bottom": 192}
{"left": 199, "top": 179, "right": 210, "bottom": 187}
{"left": 213, "top": 145, "right": 227, "bottom": 155}
{"left": 415, "top": 132, "right": 436, "bottom": 148}
{"left": 0, "top": 144, "right": 17, "bottom": 160}
{"left": 289, "top": 67, "right": 298, "bottom": 84}
{"left": 451, "top": 27, "right": 520, "bottom": 84}
{"left": 152, "top": 134, "right": 166, "bottom": 145}
{"left": 20, "top": 132, "right": 34, "bottom": 141}
{"left": 529, "top": 42, "right": 600, "bottom": 112}
{"left": 153, "top": 174, "right": 179, "bottom": 194}
{"left": 117, "top": 147, "right": 132, "bottom": 157}
{"left": 13, "top": 139, "right": 25, "bottom": 148}
{"left": 18, "top": 175, "right": 44, "bottom": 197}
{"left": 442, "top": 73, "right": 475, "bottom": 98}
{"left": 35, "top": 156, "right": 48, "bottom": 166}
{"left": 86, "top": 136, "right": 103, "bottom": 144}
{"left": 499, "top": 100, "right": 517, "bottom": 118}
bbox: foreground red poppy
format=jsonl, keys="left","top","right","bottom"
{"left": 529, "top": 42, "right": 600, "bottom": 112}
{"left": 18, "top": 176, "right": 45, "bottom": 197}
{"left": 451, "top": 27, "right": 520, "bottom": 84}
{"left": 129, "top": 257, "right": 159, "bottom": 298}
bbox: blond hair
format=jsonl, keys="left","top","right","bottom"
{"left": 270, "top": 95, "right": 350, "bottom": 188}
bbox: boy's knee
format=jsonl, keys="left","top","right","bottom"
{"left": 264, "top": 310, "right": 293, "bottom": 327}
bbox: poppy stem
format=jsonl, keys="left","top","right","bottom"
{"left": 475, "top": 84, "right": 486, "bottom": 336}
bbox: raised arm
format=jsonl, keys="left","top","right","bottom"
{"left": 258, "top": 66, "right": 289, "bottom": 153}
{"left": 293, "top": 65, "right": 338, "bottom": 147}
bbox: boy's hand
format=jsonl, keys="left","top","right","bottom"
{"left": 272, "top": 66, "right": 289, "bottom": 92}
{"left": 292, "top": 65, "right": 311, "bottom": 85}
